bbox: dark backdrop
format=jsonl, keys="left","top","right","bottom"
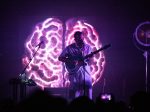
{"left": 0, "top": 0, "right": 149, "bottom": 103}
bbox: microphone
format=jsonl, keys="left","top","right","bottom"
{"left": 36, "top": 41, "right": 43, "bottom": 47}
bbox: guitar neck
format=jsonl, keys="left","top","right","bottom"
{"left": 84, "top": 44, "right": 111, "bottom": 59}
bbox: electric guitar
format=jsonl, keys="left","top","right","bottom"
{"left": 65, "top": 44, "right": 111, "bottom": 73}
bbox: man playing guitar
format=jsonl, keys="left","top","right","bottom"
{"left": 58, "top": 31, "right": 111, "bottom": 100}
{"left": 58, "top": 31, "right": 93, "bottom": 100}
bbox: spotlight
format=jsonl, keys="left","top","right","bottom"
{"left": 133, "top": 21, "right": 150, "bottom": 51}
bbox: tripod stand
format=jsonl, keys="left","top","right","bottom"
{"left": 143, "top": 51, "right": 149, "bottom": 92}
{"left": 19, "top": 43, "right": 42, "bottom": 86}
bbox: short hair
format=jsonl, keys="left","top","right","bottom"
{"left": 74, "top": 31, "right": 82, "bottom": 38}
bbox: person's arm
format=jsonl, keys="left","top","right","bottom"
{"left": 59, "top": 54, "right": 74, "bottom": 64}
{"left": 58, "top": 47, "right": 72, "bottom": 63}
{"left": 58, "top": 55, "right": 68, "bottom": 62}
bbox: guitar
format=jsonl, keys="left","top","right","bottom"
{"left": 65, "top": 44, "right": 111, "bottom": 73}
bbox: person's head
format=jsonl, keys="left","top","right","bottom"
{"left": 74, "top": 31, "right": 84, "bottom": 47}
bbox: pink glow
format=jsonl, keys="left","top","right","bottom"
{"left": 23, "top": 18, "right": 105, "bottom": 88}
{"left": 64, "top": 19, "right": 105, "bottom": 86}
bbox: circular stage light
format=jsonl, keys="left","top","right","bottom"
{"left": 134, "top": 21, "right": 150, "bottom": 51}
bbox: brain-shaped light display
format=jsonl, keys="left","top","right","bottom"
{"left": 22, "top": 18, "right": 105, "bottom": 88}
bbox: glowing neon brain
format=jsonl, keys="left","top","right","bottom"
{"left": 22, "top": 18, "right": 105, "bottom": 88}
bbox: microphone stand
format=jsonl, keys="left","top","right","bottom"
{"left": 83, "top": 57, "right": 90, "bottom": 97}
{"left": 82, "top": 48, "right": 87, "bottom": 97}
{"left": 9, "top": 43, "right": 42, "bottom": 102}
{"left": 18, "top": 43, "right": 41, "bottom": 100}
{"left": 78, "top": 47, "right": 86, "bottom": 97}
{"left": 19, "top": 44, "right": 41, "bottom": 86}
{"left": 143, "top": 51, "right": 149, "bottom": 92}
{"left": 83, "top": 62, "right": 86, "bottom": 97}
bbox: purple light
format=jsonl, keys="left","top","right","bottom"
{"left": 22, "top": 18, "right": 106, "bottom": 88}
{"left": 101, "top": 94, "right": 111, "bottom": 100}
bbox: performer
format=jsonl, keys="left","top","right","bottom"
{"left": 58, "top": 31, "right": 92, "bottom": 100}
